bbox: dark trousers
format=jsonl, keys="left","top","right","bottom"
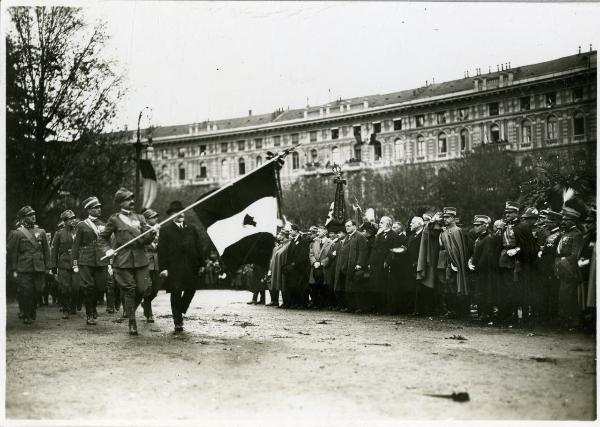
{"left": 334, "top": 290, "right": 346, "bottom": 309}
{"left": 106, "top": 273, "right": 121, "bottom": 311}
{"left": 252, "top": 290, "right": 266, "bottom": 303}
{"left": 415, "top": 283, "right": 435, "bottom": 315}
{"left": 113, "top": 267, "right": 150, "bottom": 320}
{"left": 143, "top": 270, "right": 161, "bottom": 318}
{"left": 309, "top": 283, "right": 325, "bottom": 307}
{"left": 57, "top": 268, "right": 80, "bottom": 314}
{"left": 170, "top": 289, "right": 196, "bottom": 324}
{"left": 269, "top": 289, "right": 280, "bottom": 305}
{"left": 541, "top": 275, "right": 560, "bottom": 319}
{"left": 498, "top": 268, "right": 518, "bottom": 320}
{"left": 79, "top": 266, "right": 108, "bottom": 317}
{"left": 16, "top": 272, "right": 45, "bottom": 320}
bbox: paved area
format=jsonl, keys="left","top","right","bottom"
{"left": 4, "top": 290, "right": 597, "bottom": 423}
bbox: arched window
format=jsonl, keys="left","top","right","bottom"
{"left": 199, "top": 162, "right": 207, "bottom": 178}
{"left": 221, "top": 159, "right": 229, "bottom": 179}
{"left": 256, "top": 156, "right": 263, "bottom": 166}
{"left": 490, "top": 124, "right": 500, "bottom": 143}
{"left": 394, "top": 138, "right": 404, "bottom": 160}
{"left": 573, "top": 111, "right": 585, "bottom": 136}
{"left": 460, "top": 129, "right": 469, "bottom": 151}
{"left": 521, "top": 120, "right": 532, "bottom": 145}
{"left": 310, "top": 149, "right": 318, "bottom": 163}
{"left": 547, "top": 115, "right": 558, "bottom": 140}
{"left": 416, "top": 135, "right": 425, "bottom": 157}
{"left": 178, "top": 163, "right": 186, "bottom": 181}
{"left": 373, "top": 139, "right": 382, "bottom": 160}
{"left": 437, "top": 132, "right": 447, "bottom": 155}
{"left": 332, "top": 146, "right": 341, "bottom": 164}
{"left": 292, "top": 152, "right": 300, "bottom": 169}
{"left": 238, "top": 158, "right": 246, "bottom": 175}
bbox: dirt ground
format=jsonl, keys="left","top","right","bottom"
{"left": 4, "top": 289, "right": 597, "bottom": 423}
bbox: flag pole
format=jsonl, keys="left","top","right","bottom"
{"left": 100, "top": 143, "right": 302, "bottom": 260}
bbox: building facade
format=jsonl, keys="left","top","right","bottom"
{"left": 137, "top": 51, "right": 596, "bottom": 189}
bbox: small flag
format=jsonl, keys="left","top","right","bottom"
{"left": 139, "top": 159, "right": 157, "bottom": 210}
{"left": 193, "top": 162, "right": 279, "bottom": 271}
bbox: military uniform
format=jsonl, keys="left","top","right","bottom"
{"left": 538, "top": 211, "right": 563, "bottom": 320}
{"left": 555, "top": 219, "right": 584, "bottom": 326}
{"left": 7, "top": 206, "right": 51, "bottom": 323}
{"left": 99, "top": 188, "right": 156, "bottom": 335}
{"left": 50, "top": 210, "right": 80, "bottom": 317}
{"left": 142, "top": 209, "right": 161, "bottom": 322}
{"left": 72, "top": 197, "right": 110, "bottom": 324}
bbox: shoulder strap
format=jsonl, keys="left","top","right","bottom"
{"left": 84, "top": 218, "right": 100, "bottom": 237}
{"left": 18, "top": 226, "right": 38, "bottom": 247}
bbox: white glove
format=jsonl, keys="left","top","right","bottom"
{"left": 468, "top": 259, "right": 475, "bottom": 271}
{"left": 12, "top": 272, "right": 18, "bottom": 279}
{"left": 450, "top": 263, "right": 458, "bottom": 272}
{"left": 313, "top": 262, "right": 321, "bottom": 268}
{"left": 578, "top": 259, "right": 590, "bottom": 268}
{"left": 160, "top": 269, "right": 168, "bottom": 278}
{"left": 105, "top": 249, "right": 115, "bottom": 258}
{"left": 332, "top": 251, "right": 337, "bottom": 257}
{"left": 537, "top": 251, "right": 543, "bottom": 259}
{"left": 507, "top": 249, "right": 518, "bottom": 257}
{"left": 73, "top": 266, "right": 79, "bottom": 273}
{"left": 151, "top": 224, "right": 160, "bottom": 233}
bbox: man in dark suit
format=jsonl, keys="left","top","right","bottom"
{"left": 72, "top": 196, "right": 110, "bottom": 325}
{"left": 7, "top": 206, "right": 52, "bottom": 324}
{"left": 99, "top": 188, "right": 157, "bottom": 335}
{"left": 158, "top": 201, "right": 204, "bottom": 332}
{"left": 335, "top": 220, "right": 368, "bottom": 312}
{"left": 283, "top": 224, "right": 311, "bottom": 308}
{"left": 368, "top": 216, "right": 402, "bottom": 313}
{"left": 50, "top": 209, "right": 80, "bottom": 318}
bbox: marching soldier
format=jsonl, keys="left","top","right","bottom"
{"left": 7, "top": 206, "right": 52, "bottom": 324}
{"left": 99, "top": 188, "right": 157, "bottom": 335}
{"left": 142, "top": 208, "right": 160, "bottom": 323}
{"left": 72, "top": 196, "right": 110, "bottom": 325}
{"left": 50, "top": 210, "right": 80, "bottom": 319}
{"left": 554, "top": 206, "right": 584, "bottom": 328}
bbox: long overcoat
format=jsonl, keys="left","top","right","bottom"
{"left": 158, "top": 222, "right": 204, "bottom": 293}
{"left": 335, "top": 231, "right": 368, "bottom": 293}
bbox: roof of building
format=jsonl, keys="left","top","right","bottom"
{"left": 141, "top": 51, "right": 596, "bottom": 141}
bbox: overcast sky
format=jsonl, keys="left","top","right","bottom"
{"left": 83, "top": 1, "right": 600, "bottom": 131}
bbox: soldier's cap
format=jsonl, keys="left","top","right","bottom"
{"left": 561, "top": 206, "right": 582, "bottom": 220}
{"left": 442, "top": 207, "right": 457, "bottom": 217}
{"left": 545, "top": 210, "right": 563, "bottom": 222}
{"left": 521, "top": 207, "right": 539, "bottom": 219}
{"left": 82, "top": 196, "right": 101, "bottom": 209}
{"left": 473, "top": 215, "right": 492, "bottom": 225}
{"left": 17, "top": 205, "right": 36, "bottom": 218}
{"left": 504, "top": 201, "right": 520, "bottom": 213}
{"left": 142, "top": 208, "right": 159, "bottom": 220}
{"left": 422, "top": 212, "right": 433, "bottom": 221}
{"left": 60, "top": 209, "right": 77, "bottom": 221}
{"left": 493, "top": 219, "right": 506, "bottom": 229}
{"left": 114, "top": 188, "right": 134, "bottom": 204}
{"left": 309, "top": 225, "right": 319, "bottom": 233}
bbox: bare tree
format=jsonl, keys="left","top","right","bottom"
{"left": 6, "top": 6, "right": 128, "bottom": 228}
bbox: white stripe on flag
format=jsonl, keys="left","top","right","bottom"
{"left": 206, "top": 196, "right": 278, "bottom": 255}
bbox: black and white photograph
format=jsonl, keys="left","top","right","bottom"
{"left": 1, "top": 1, "right": 599, "bottom": 425}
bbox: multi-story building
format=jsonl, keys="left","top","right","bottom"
{"left": 135, "top": 50, "right": 596, "bottom": 189}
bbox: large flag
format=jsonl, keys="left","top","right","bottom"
{"left": 193, "top": 162, "right": 279, "bottom": 271}
{"left": 139, "top": 159, "right": 157, "bottom": 210}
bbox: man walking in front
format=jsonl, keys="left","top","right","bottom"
{"left": 100, "top": 188, "right": 157, "bottom": 335}
{"left": 158, "top": 201, "right": 204, "bottom": 332}
{"left": 8, "top": 206, "right": 52, "bottom": 324}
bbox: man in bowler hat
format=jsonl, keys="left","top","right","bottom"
{"left": 158, "top": 201, "right": 205, "bottom": 332}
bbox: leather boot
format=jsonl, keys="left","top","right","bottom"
{"left": 86, "top": 315, "right": 96, "bottom": 325}
{"left": 129, "top": 319, "right": 138, "bottom": 335}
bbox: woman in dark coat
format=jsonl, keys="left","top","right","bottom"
{"left": 158, "top": 201, "right": 204, "bottom": 332}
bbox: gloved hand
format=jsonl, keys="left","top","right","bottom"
{"left": 13, "top": 271, "right": 18, "bottom": 279}
{"left": 313, "top": 262, "right": 321, "bottom": 269}
{"left": 105, "top": 249, "right": 115, "bottom": 258}
{"left": 73, "top": 266, "right": 79, "bottom": 273}
{"left": 450, "top": 263, "right": 458, "bottom": 272}
{"left": 578, "top": 259, "right": 590, "bottom": 268}
{"left": 468, "top": 259, "right": 475, "bottom": 271}
{"left": 160, "top": 269, "right": 168, "bottom": 278}
{"left": 537, "top": 251, "right": 543, "bottom": 259}
{"left": 507, "top": 249, "right": 518, "bottom": 257}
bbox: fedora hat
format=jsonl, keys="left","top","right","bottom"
{"left": 167, "top": 200, "right": 185, "bottom": 215}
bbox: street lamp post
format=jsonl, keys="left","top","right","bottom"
{"left": 134, "top": 107, "right": 153, "bottom": 212}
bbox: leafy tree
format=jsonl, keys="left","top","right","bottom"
{"left": 433, "top": 144, "right": 528, "bottom": 222}
{"left": 6, "top": 6, "right": 128, "bottom": 229}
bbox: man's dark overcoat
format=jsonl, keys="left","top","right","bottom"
{"left": 158, "top": 222, "right": 204, "bottom": 293}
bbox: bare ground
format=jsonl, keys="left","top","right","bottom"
{"left": 4, "top": 290, "right": 597, "bottom": 423}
